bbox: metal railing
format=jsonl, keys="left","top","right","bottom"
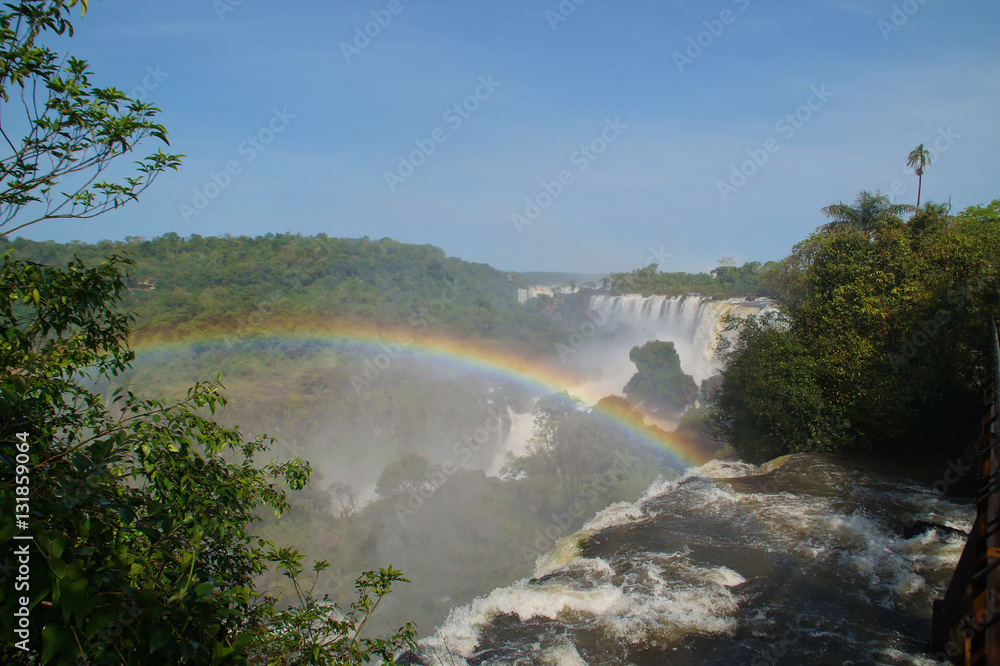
{"left": 933, "top": 315, "right": 1000, "bottom": 664}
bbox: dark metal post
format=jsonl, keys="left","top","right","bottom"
{"left": 932, "top": 316, "right": 1000, "bottom": 664}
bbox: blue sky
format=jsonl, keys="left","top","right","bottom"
{"left": 12, "top": 0, "right": 1000, "bottom": 273}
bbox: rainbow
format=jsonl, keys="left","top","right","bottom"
{"left": 131, "top": 322, "right": 710, "bottom": 470}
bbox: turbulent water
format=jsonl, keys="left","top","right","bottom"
{"left": 588, "top": 294, "right": 772, "bottom": 384}
{"left": 417, "top": 454, "right": 972, "bottom": 665}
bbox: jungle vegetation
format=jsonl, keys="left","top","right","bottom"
{"left": 711, "top": 193, "right": 1000, "bottom": 462}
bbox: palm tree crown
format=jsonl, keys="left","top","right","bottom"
{"left": 821, "top": 190, "right": 914, "bottom": 235}
{"left": 907, "top": 144, "right": 932, "bottom": 207}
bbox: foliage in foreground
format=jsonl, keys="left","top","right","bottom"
{"left": 248, "top": 550, "right": 416, "bottom": 665}
{"left": 0, "top": 253, "right": 415, "bottom": 664}
{"left": 0, "top": 2, "right": 415, "bottom": 662}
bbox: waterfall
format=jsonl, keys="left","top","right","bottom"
{"left": 519, "top": 285, "right": 578, "bottom": 304}
{"left": 486, "top": 406, "right": 536, "bottom": 477}
{"left": 587, "top": 294, "right": 773, "bottom": 384}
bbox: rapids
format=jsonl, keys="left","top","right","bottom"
{"left": 417, "top": 453, "right": 972, "bottom": 665}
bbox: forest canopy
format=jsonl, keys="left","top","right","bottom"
{"left": 711, "top": 194, "right": 1000, "bottom": 462}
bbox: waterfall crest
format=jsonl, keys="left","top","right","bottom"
{"left": 587, "top": 294, "right": 773, "bottom": 384}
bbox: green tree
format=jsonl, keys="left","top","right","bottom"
{"left": 0, "top": 1, "right": 181, "bottom": 235}
{"left": 907, "top": 144, "right": 932, "bottom": 207}
{"left": 246, "top": 552, "right": 415, "bottom": 666}
{"left": 713, "top": 193, "right": 1000, "bottom": 461}
{"left": 820, "top": 190, "right": 913, "bottom": 235}
{"left": 0, "top": 3, "right": 415, "bottom": 663}
{"left": 623, "top": 341, "right": 697, "bottom": 411}
{"left": 375, "top": 453, "right": 439, "bottom": 498}
{"left": 1, "top": 253, "right": 313, "bottom": 663}
{"left": 711, "top": 312, "right": 848, "bottom": 462}
{"left": 501, "top": 393, "right": 634, "bottom": 508}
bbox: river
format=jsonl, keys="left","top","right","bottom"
{"left": 417, "top": 453, "right": 972, "bottom": 665}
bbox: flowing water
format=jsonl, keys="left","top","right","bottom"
{"left": 587, "top": 294, "right": 773, "bottom": 384}
{"left": 487, "top": 408, "right": 537, "bottom": 477}
{"left": 418, "top": 454, "right": 972, "bottom": 665}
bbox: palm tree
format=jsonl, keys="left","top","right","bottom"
{"left": 907, "top": 144, "right": 932, "bottom": 207}
{"left": 821, "top": 190, "right": 914, "bottom": 235}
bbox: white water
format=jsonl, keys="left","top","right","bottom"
{"left": 419, "top": 454, "right": 973, "bottom": 664}
{"left": 518, "top": 285, "right": 577, "bottom": 303}
{"left": 587, "top": 294, "right": 773, "bottom": 385}
{"left": 486, "top": 407, "right": 536, "bottom": 477}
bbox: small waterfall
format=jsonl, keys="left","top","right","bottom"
{"left": 518, "top": 285, "right": 577, "bottom": 304}
{"left": 588, "top": 294, "right": 773, "bottom": 384}
{"left": 486, "top": 406, "right": 536, "bottom": 477}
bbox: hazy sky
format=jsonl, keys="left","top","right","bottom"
{"left": 12, "top": 0, "right": 1000, "bottom": 273}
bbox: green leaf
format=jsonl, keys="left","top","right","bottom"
{"left": 41, "top": 623, "right": 70, "bottom": 664}
{"left": 83, "top": 608, "right": 117, "bottom": 639}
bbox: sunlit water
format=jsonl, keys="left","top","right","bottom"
{"left": 416, "top": 454, "right": 971, "bottom": 665}
{"left": 587, "top": 294, "right": 773, "bottom": 385}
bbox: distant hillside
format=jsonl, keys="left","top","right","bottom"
{"left": 0, "top": 233, "right": 561, "bottom": 348}
{"left": 2, "top": 232, "right": 766, "bottom": 350}
{"left": 513, "top": 272, "right": 609, "bottom": 288}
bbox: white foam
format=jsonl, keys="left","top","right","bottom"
{"left": 708, "top": 566, "right": 747, "bottom": 588}
{"left": 540, "top": 641, "right": 588, "bottom": 665}
{"left": 877, "top": 647, "right": 946, "bottom": 666}
{"left": 423, "top": 582, "right": 624, "bottom": 658}
{"left": 682, "top": 458, "right": 763, "bottom": 480}
{"left": 424, "top": 555, "right": 745, "bottom": 660}
{"left": 726, "top": 487, "right": 970, "bottom": 609}
{"left": 583, "top": 465, "right": 751, "bottom": 533}
{"left": 583, "top": 500, "right": 648, "bottom": 532}
{"left": 532, "top": 534, "right": 596, "bottom": 579}
{"left": 423, "top": 453, "right": 975, "bottom": 662}
{"left": 603, "top": 561, "right": 743, "bottom": 642}
{"left": 639, "top": 473, "right": 678, "bottom": 502}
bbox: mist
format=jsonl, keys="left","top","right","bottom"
{"left": 121, "top": 291, "right": 751, "bottom": 634}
